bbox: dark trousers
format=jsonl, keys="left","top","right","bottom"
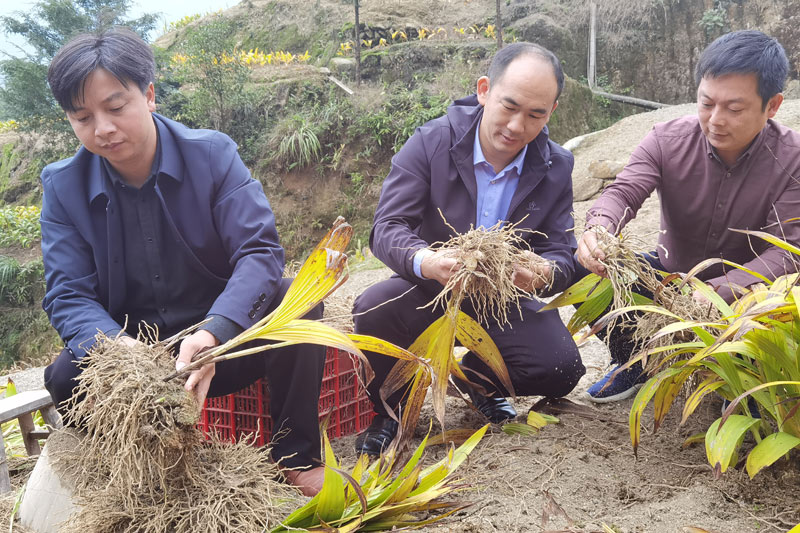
{"left": 43, "top": 278, "right": 325, "bottom": 469}
{"left": 572, "top": 251, "right": 664, "bottom": 366}
{"left": 352, "top": 275, "right": 585, "bottom": 417}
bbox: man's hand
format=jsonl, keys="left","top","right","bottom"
{"left": 692, "top": 288, "right": 712, "bottom": 307}
{"left": 176, "top": 329, "right": 218, "bottom": 407}
{"left": 512, "top": 251, "right": 552, "bottom": 292}
{"left": 420, "top": 249, "right": 461, "bottom": 287}
{"left": 119, "top": 336, "right": 140, "bottom": 347}
{"left": 577, "top": 229, "right": 609, "bottom": 278}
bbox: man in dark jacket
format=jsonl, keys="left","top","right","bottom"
{"left": 353, "top": 43, "right": 585, "bottom": 455}
{"left": 40, "top": 28, "right": 324, "bottom": 495}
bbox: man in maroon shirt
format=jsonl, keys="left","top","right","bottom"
{"left": 576, "top": 30, "right": 800, "bottom": 402}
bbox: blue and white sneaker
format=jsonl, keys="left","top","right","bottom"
{"left": 586, "top": 364, "right": 647, "bottom": 403}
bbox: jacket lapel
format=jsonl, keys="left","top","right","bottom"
{"left": 507, "top": 128, "right": 552, "bottom": 219}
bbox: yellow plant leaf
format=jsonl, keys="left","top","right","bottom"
{"left": 542, "top": 273, "right": 608, "bottom": 309}
{"left": 653, "top": 367, "right": 693, "bottom": 432}
{"left": 745, "top": 432, "right": 800, "bottom": 479}
{"left": 526, "top": 410, "right": 549, "bottom": 429}
{"left": 681, "top": 377, "right": 725, "bottom": 424}
{"left": 502, "top": 422, "right": 538, "bottom": 436}
{"left": 428, "top": 429, "right": 480, "bottom": 446}
{"left": 455, "top": 311, "right": 514, "bottom": 398}
{"left": 706, "top": 415, "right": 759, "bottom": 478}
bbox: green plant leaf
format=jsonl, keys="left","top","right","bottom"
{"left": 745, "top": 432, "right": 800, "bottom": 478}
{"left": 316, "top": 431, "right": 346, "bottom": 523}
{"left": 541, "top": 273, "right": 607, "bottom": 309}
{"left": 706, "top": 415, "right": 760, "bottom": 478}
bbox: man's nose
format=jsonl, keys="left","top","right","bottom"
{"left": 95, "top": 114, "right": 116, "bottom": 137}
{"left": 508, "top": 113, "right": 524, "bottom": 133}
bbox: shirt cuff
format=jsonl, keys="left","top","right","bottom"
{"left": 201, "top": 315, "right": 244, "bottom": 344}
{"left": 412, "top": 248, "right": 435, "bottom": 279}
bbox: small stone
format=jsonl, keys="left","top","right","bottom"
{"left": 588, "top": 160, "right": 626, "bottom": 180}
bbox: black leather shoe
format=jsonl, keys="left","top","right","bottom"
{"left": 470, "top": 392, "right": 517, "bottom": 424}
{"left": 354, "top": 414, "right": 398, "bottom": 456}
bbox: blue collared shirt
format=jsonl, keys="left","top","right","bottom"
{"left": 412, "top": 119, "right": 527, "bottom": 278}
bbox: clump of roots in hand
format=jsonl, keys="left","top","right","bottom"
{"left": 592, "top": 226, "right": 719, "bottom": 373}
{"left": 427, "top": 218, "right": 554, "bottom": 327}
{"left": 52, "top": 333, "right": 300, "bottom": 533}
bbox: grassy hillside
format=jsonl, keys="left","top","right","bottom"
{"left": 0, "top": 0, "right": 636, "bottom": 368}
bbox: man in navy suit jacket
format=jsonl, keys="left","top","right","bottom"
{"left": 40, "top": 28, "right": 324, "bottom": 496}
{"left": 353, "top": 43, "right": 585, "bottom": 455}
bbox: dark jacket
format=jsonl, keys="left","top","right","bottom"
{"left": 40, "top": 113, "right": 284, "bottom": 359}
{"left": 370, "top": 94, "right": 577, "bottom": 297}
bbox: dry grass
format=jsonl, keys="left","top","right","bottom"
{"left": 50, "top": 334, "right": 300, "bottom": 533}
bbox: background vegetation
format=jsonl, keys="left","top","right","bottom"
{"left": 0, "top": 0, "right": 640, "bottom": 367}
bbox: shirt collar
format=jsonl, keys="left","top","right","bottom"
{"left": 704, "top": 126, "right": 766, "bottom": 165}
{"left": 472, "top": 118, "right": 528, "bottom": 176}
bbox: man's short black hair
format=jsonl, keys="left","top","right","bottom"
{"left": 487, "top": 42, "right": 565, "bottom": 101}
{"left": 695, "top": 30, "right": 788, "bottom": 109}
{"left": 48, "top": 27, "right": 155, "bottom": 112}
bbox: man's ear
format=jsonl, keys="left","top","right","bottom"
{"left": 766, "top": 92, "right": 783, "bottom": 118}
{"left": 146, "top": 82, "right": 156, "bottom": 112}
{"left": 476, "top": 76, "right": 490, "bottom": 106}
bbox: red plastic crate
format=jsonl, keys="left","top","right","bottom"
{"left": 199, "top": 347, "right": 375, "bottom": 444}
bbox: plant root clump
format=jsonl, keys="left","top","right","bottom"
{"left": 634, "top": 285, "right": 721, "bottom": 372}
{"left": 593, "top": 226, "right": 720, "bottom": 372}
{"left": 427, "top": 219, "right": 554, "bottom": 327}
{"left": 51, "top": 334, "right": 300, "bottom": 533}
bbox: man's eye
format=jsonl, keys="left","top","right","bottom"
{"left": 76, "top": 116, "right": 90, "bottom": 123}
{"left": 111, "top": 105, "right": 125, "bottom": 112}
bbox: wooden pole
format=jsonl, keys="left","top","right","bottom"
{"left": 354, "top": 0, "right": 361, "bottom": 86}
{"left": 588, "top": 1, "right": 596, "bottom": 88}
{"left": 591, "top": 90, "right": 668, "bottom": 109}
{"left": 495, "top": 0, "right": 503, "bottom": 50}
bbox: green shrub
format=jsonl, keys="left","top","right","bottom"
{"left": 0, "top": 256, "right": 45, "bottom": 306}
{"left": 0, "top": 308, "right": 60, "bottom": 369}
{"left": 273, "top": 114, "right": 322, "bottom": 169}
{"left": 0, "top": 205, "right": 41, "bottom": 248}
{"left": 356, "top": 86, "right": 449, "bottom": 151}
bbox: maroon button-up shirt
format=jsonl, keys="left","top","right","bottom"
{"left": 587, "top": 115, "right": 800, "bottom": 301}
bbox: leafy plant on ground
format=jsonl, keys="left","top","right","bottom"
{"left": 0, "top": 205, "right": 40, "bottom": 248}
{"left": 355, "top": 85, "right": 449, "bottom": 151}
{"left": 271, "top": 424, "right": 489, "bottom": 532}
{"left": 272, "top": 114, "right": 322, "bottom": 170}
{"left": 605, "top": 231, "right": 800, "bottom": 478}
{"left": 0, "top": 256, "right": 45, "bottom": 306}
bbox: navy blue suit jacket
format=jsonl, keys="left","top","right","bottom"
{"left": 40, "top": 113, "right": 284, "bottom": 359}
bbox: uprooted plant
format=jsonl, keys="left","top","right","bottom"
{"left": 52, "top": 333, "right": 301, "bottom": 533}
{"left": 546, "top": 225, "right": 718, "bottom": 374}
{"left": 271, "top": 423, "right": 490, "bottom": 532}
{"left": 381, "top": 215, "right": 555, "bottom": 451}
